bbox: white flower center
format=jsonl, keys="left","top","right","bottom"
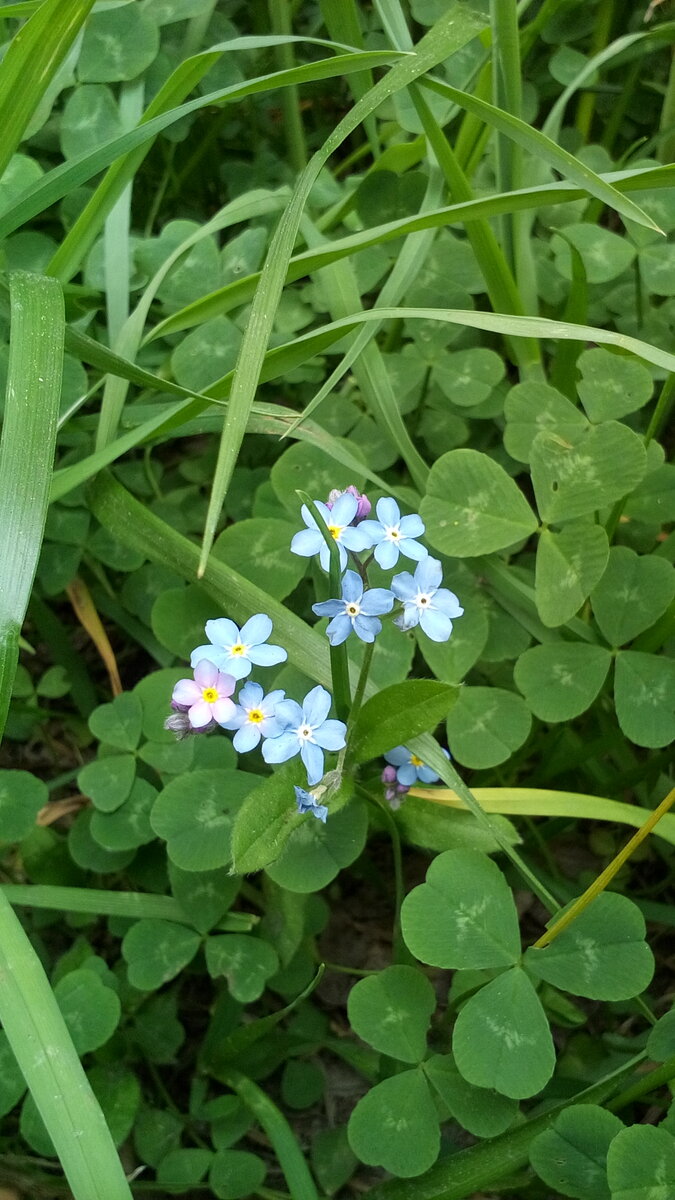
{"left": 345, "top": 601, "right": 361, "bottom": 617}
{"left": 297, "top": 725, "right": 314, "bottom": 741}
{"left": 384, "top": 524, "right": 401, "bottom": 541}
{"left": 415, "top": 592, "right": 432, "bottom": 608}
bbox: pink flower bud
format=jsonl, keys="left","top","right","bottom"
{"left": 326, "top": 485, "right": 371, "bottom": 523}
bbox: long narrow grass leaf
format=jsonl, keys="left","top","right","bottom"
{"left": 0, "top": 0, "right": 95, "bottom": 179}
{"left": 146, "top": 163, "right": 675, "bottom": 343}
{"left": 420, "top": 73, "right": 662, "bottom": 232}
{"left": 0, "top": 892, "right": 133, "bottom": 1199}
{"left": 0, "top": 885, "right": 255, "bottom": 928}
{"left": 198, "top": 1, "right": 489, "bottom": 573}
{"left": 0, "top": 272, "right": 64, "bottom": 740}
{"left": 0, "top": 51, "right": 402, "bottom": 245}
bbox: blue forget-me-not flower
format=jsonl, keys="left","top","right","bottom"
{"left": 191, "top": 614, "right": 287, "bottom": 680}
{"left": 262, "top": 684, "right": 347, "bottom": 785}
{"left": 391, "top": 557, "right": 464, "bottom": 641}
{"left": 220, "top": 681, "right": 286, "bottom": 752}
{"left": 359, "top": 497, "right": 428, "bottom": 569}
{"left": 290, "top": 492, "right": 371, "bottom": 572}
{"left": 294, "top": 786, "right": 328, "bottom": 823}
{"left": 312, "top": 569, "right": 394, "bottom": 645}
{"left": 384, "top": 745, "right": 450, "bottom": 786}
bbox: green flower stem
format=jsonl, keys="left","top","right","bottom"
{"left": 296, "top": 489, "right": 351, "bottom": 721}
{"left": 358, "top": 785, "right": 408, "bottom": 962}
{"left": 268, "top": 0, "right": 307, "bottom": 173}
{"left": 609, "top": 1053, "right": 675, "bottom": 1112}
{"left": 348, "top": 639, "right": 375, "bottom": 734}
{"left": 533, "top": 786, "right": 675, "bottom": 950}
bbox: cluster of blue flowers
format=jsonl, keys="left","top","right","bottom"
{"left": 166, "top": 613, "right": 346, "bottom": 821}
{"left": 166, "top": 487, "right": 459, "bottom": 823}
{"left": 291, "top": 486, "right": 464, "bottom": 644}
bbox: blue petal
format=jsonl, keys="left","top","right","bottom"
{"left": 399, "top": 603, "right": 421, "bottom": 629}
{"left": 360, "top": 588, "right": 394, "bottom": 616}
{"left": 312, "top": 599, "right": 342, "bottom": 617}
{"left": 374, "top": 539, "right": 400, "bottom": 569}
{"left": 399, "top": 513, "right": 424, "bottom": 538}
{"left": 319, "top": 542, "right": 348, "bottom": 572}
{"left": 376, "top": 497, "right": 400, "bottom": 526}
{"left": 341, "top": 570, "right": 363, "bottom": 603}
{"left": 275, "top": 699, "right": 303, "bottom": 728}
{"left": 291, "top": 528, "right": 323, "bottom": 557}
{"left": 353, "top": 614, "right": 379, "bottom": 642}
{"left": 301, "top": 739, "right": 324, "bottom": 785}
{"left": 400, "top": 538, "right": 428, "bottom": 562}
{"left": 326, "top": 614, "right": 352, "bottom": 645}
{"left": 300, "top": 503, "right": 319, "bottom": 530}
{"left": 241, "top": 613, "right": 273, "bottom": 645}
{"left": 415, "top": 556, "right": 443, "bottom": 592}
{"left": 233, "top": 723, "right": 262, "bottom": 753}
{"left": 390, "top": 571, "right": 416, "bottom": 601}
{"left": 238, "top": 681, "right": 263, "bottom": 709}
{"left": 224, "top": 656, "right": 252, "bottom": 680}
{"left": 341, "top": 525, "right": 371, "bottom": 552}
{"left": 247, "top": 643, "right": 287, "bottom": 667}
{"left": 264, "top": 690, "right": 287, "bottom": 711}
{"left": 396, "top": 763, "right": 417, "bottom": 786}
{"left": 417, "top": 764, "right": 440, "bottom": 783}
{"left": 262, "top": 730, "right": 299, "bottom": 765}
{"left": 331, "top": 492, "right": 358, "bottom": 525}
{"left": 259, "top": 716, "right": 284, "bottom": 739}
{"left": 384, "top": 747, "right": 409, "bottom": 766}
{"left": 420, "top": 607, "right": 453, "bottom": 642}
{"left": 313, "top": 719, "right": 347, "bottom": 751}
{"left": 190, "top": 643, "right": 226, "bottom": 669}
{"left": 357, "top": 519, "right": 385, "bottom": 546}
{"left": 303, "top": 685, "right": 331, "bottom": 727}
{"left": 310, "top": 802, "right": 328, "bottom": 823}
{"left": 432, "top": 589, "right": 465, "bottom": 618}
{"left": 218, "top": 705, "right": 245, "bottom": 730}
{"left": 204, "top": 618, "right": 239, "bottom": 648}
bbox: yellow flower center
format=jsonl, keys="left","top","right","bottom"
{"left": 230, "top": 643, "right": 246, "bottom": 656}
{"left": 327, "top": 524, "right": 341, "bottom": 540}
{"left": 410, "top": 754, "right": 424, "bottom": 767}
{"left": 202, "top": 688, "right": 218, "bottom": 703}
{"left": 248, "top": 709, "right": 264, "bottom": 723}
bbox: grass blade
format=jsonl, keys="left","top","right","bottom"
{"left": 0, "top": 894, "right": 133, "bottom": 1200}
{"left": 0, "top": 272, "right": 64, "bottom": 740}
{"left": 420, "top": 72, "right": 663, "bottom": 232}
{"left": 409, "top": 786, "right": 675, "bottom": 847}
{"left": 0, "top": 0, "right": 95, "bottom": 179}
{"left": 0, "top": 885, "right": 255, "bottom": 928}
{"left": 198, "top": 1, "right": 489, "bottom": 574}
{"left": 0, "top": 51, "right": 402, "bottom": 246}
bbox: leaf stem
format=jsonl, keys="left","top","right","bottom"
{"left": 533, "top": 786, "right": 675, "bottom": 949}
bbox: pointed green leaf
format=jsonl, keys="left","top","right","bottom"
{"left": 401, "top": 850, "right": 520, "bottom": 969}
{"left": 421, "top": 449, "right": 538, "bottom": 556}
{"left": 453, "top": 967, "right": 555, "bottom": 1099}
{"left": 351, "top": 680, "right": 457, "bottom": 764}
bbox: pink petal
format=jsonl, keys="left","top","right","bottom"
{"left": 216, "top": 672, "right": 236, "bottom": 698}
{"left": 194, "top": 659, "right": 219, "bottom": 688}
{"left": 172, "top": 679, "right": 201, "bottom": 706}
{"left": 188, "top": 700, "right": 214, "bottom": 728}
{"left": 212, "top": 697, "right": 236, "bottom": 724}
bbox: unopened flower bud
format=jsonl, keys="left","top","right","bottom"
{"left": 326, "top": 485, "right": 371, "bottom": 523}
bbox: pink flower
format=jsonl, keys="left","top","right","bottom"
{"left": 170, "top": 660, "right": 236, "bottom": 730}
{"left": 326, "top": 485, "right": 371, "bottom": 523}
